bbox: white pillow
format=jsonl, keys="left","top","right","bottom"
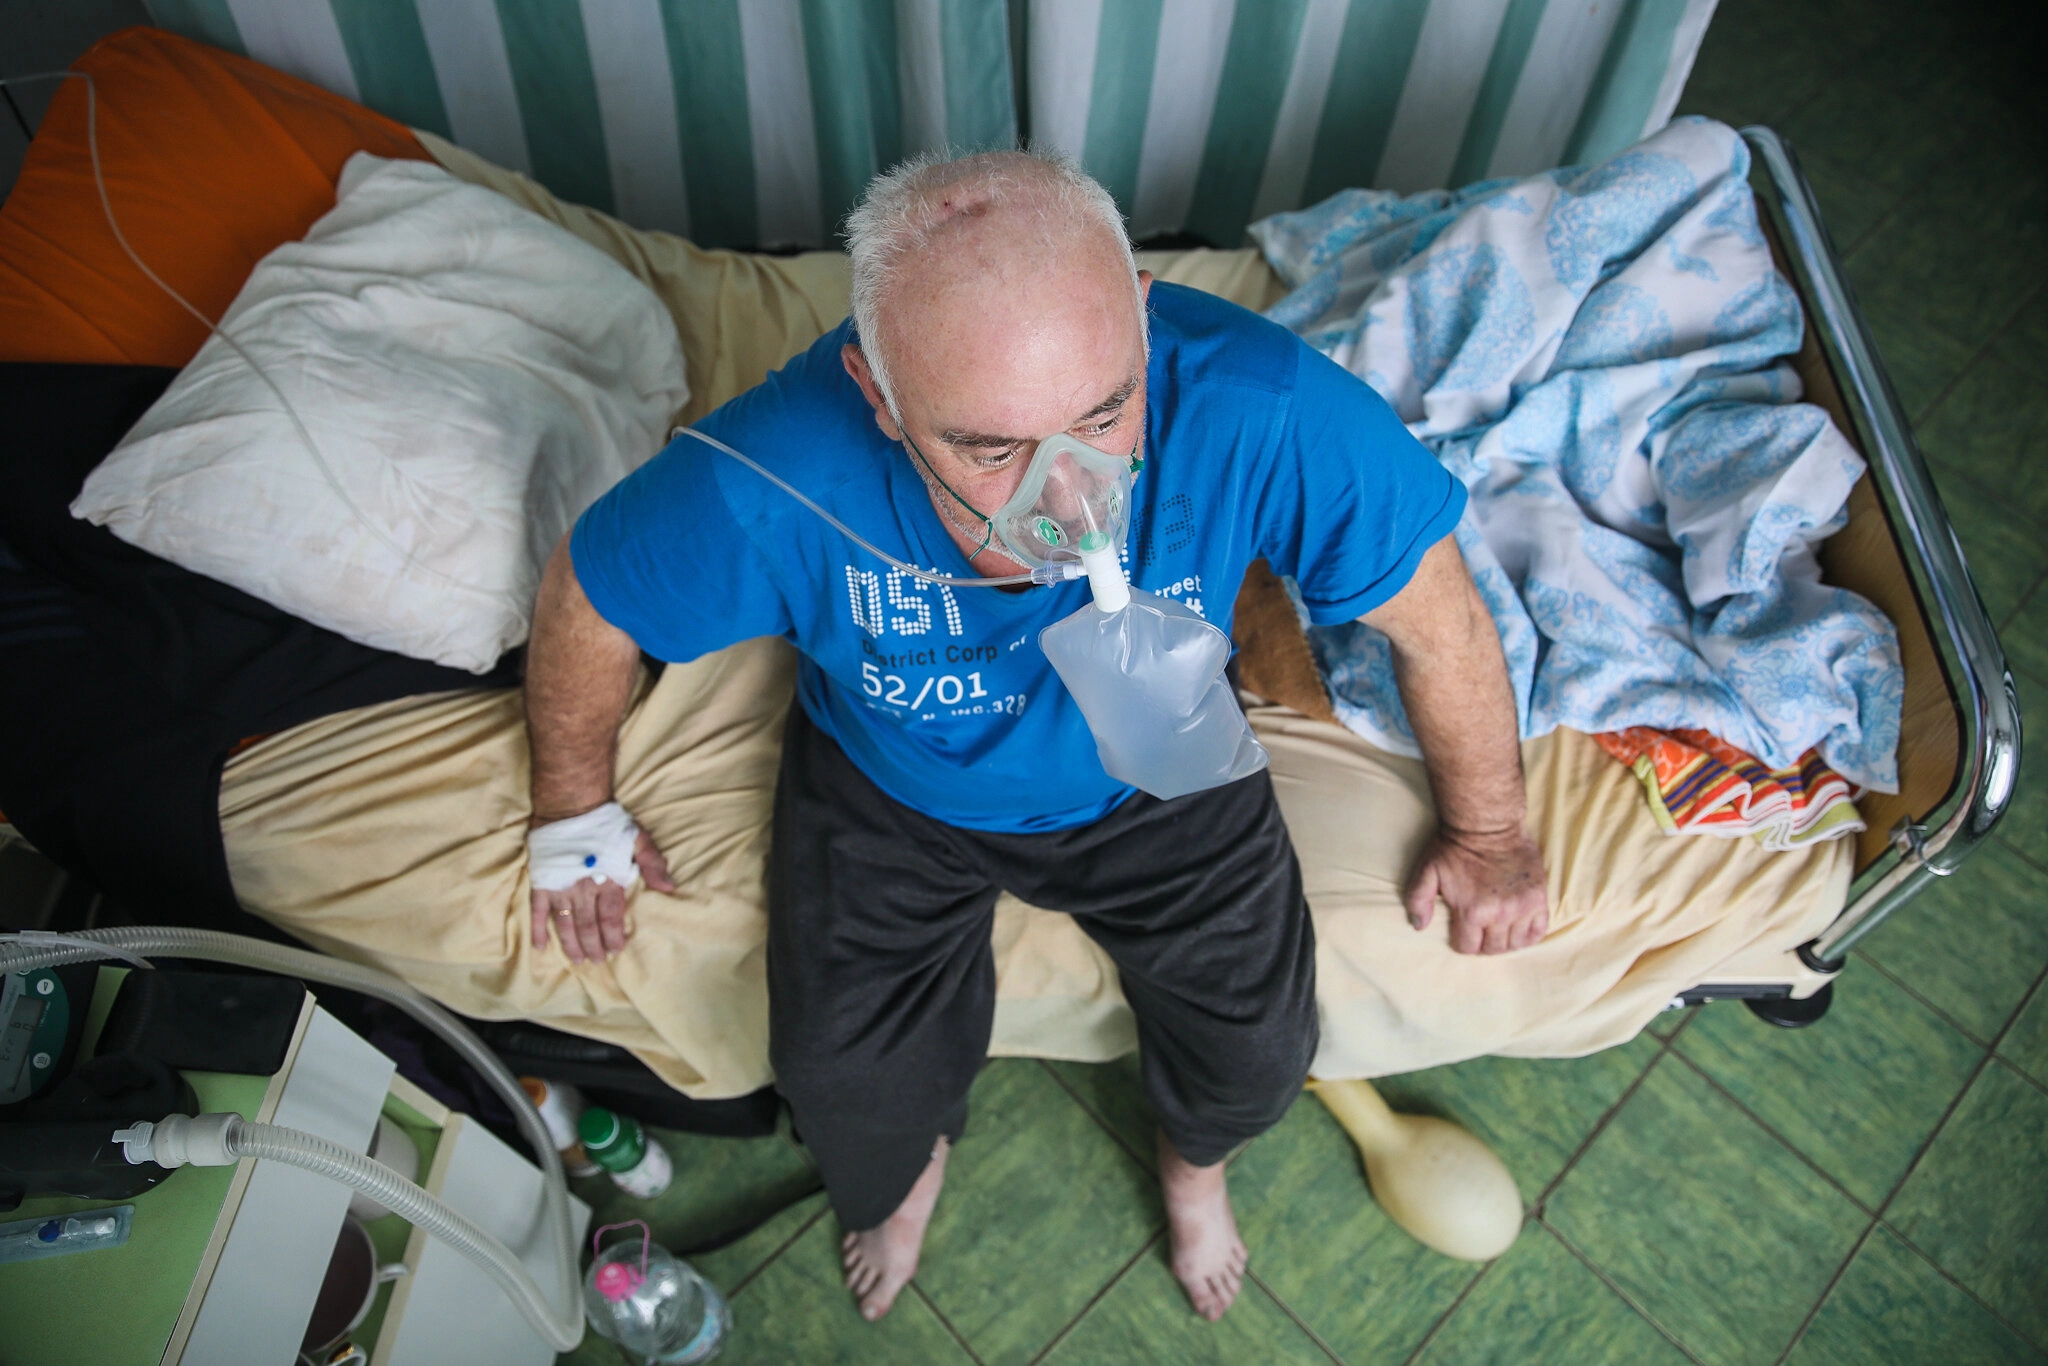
{"left": 73, "top": 153, "right": 689, "bottom": 674}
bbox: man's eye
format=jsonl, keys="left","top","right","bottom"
{"left": 1080, "top": 411, "right": 1123, "bottom": 438}
{"left": 969, "top": 448, "right": 1019, "bottom": 469}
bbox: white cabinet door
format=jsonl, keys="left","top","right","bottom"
{"left": 377, "top": 1112, "right": 591, "bottom": 1366}
{"left": 177, "top": 1007, "right": 393, "bottom": 1365}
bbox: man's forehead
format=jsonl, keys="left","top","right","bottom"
{"left": 897, "top": 302, "right": 1144, "bottom": 443}
{"left": 875, "top": 198, "right": 1143, "bottom": 440}
{"left": 884, "top": 181, "right": 1128, "bottom": 307}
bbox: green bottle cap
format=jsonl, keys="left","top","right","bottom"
{"left": 577, "top": 1106, "right": 646, "bottom": 1173}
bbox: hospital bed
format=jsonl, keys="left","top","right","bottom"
{"left": 0, "top": 28, "right": 2015, "bottom": 1102}
{"left": 1729, "top": 129, "right": 2018, "bottom": 992}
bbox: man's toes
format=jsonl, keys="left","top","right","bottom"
{"left": 859, "top": 1283, "right": 900, "bottom": 1322}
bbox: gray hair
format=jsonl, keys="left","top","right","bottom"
{"left": 844, "top": 147, "right": 1144, "bottom": 416}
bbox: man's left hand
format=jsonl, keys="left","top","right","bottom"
{"left": 1403, "top": 827, "right": 1549, "bottom": 955}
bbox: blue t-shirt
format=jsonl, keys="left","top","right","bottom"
{"left": 571, "top": 282, "right": 1462, "bottom": 832}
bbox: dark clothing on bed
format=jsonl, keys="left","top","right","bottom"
{"left": 0, "top": 363, "right": 508, "bottom": 932}
{"left": 768, "top": 704, "right": 1318, "bottom": 1231}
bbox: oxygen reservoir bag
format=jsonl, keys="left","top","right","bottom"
{"left": 1039, "top": 526, "right": 1269, "bottom": 801}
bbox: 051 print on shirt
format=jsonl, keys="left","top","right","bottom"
{"left": 846, "top": 565, "right": 1028, "bottom": 722}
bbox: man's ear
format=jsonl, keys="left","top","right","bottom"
{"left": 841, "top": 344, "right": 904, "bottom": 442}
{"left": 1137, "top": 268, "right": 1154, "bottom": 302}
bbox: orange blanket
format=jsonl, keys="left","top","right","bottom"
{"left": 0, "top": 26, "right": 425, "bottom": 368}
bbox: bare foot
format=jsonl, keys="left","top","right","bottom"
{"left": 1157, "top": 1129, "right": 1249, "bottom": 1321}
{"left": 841, "top": 1137, "right": 950, "bottom": 1321}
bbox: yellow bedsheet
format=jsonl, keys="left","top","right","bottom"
{"left": 214, "top": 137, "right": 1850, "bottom": 1097}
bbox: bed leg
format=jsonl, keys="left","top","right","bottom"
{"left": 1742, "top": 981, "right": 1836, "bottom": 1029}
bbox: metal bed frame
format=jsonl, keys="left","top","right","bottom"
{"left": 1725, "top": 128, "right": 2021, "bottom": 994}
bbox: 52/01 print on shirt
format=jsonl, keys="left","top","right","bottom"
{"left": 848, "top": 565, "right": 1028, "bottom": 720}
{"left": 859, "top": 660, "right": 1026, "bottom": 718}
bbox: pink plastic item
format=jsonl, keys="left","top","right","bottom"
{"left": 591, "top": 1219, "right": 651, "bottom": 1303}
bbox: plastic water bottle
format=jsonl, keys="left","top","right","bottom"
{"left": 1040, "top": 535, "right": 1269, "bottom": 799}
{"left": 579, "top": 1105, "right": 674, "bottom": 1198}
{"left": 520, "top": 1076, "right": 601, "bottom": 1177}
{"left": 584, "top": 1220, "right": 731, "bottom": 1364}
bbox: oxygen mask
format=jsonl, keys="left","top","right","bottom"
{"left": 988, "top": 433, "right": 1136, "bottom": 569}
{"left": 904, "top": 427, "right": 1139, "bottom": 573}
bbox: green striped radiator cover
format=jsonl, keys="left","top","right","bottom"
{"left": 143, "top": 0, "right": 1716, "bottom": 250}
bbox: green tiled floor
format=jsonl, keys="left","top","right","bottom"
{"left": 562, "top": 5, "right": 2047, "bottom": 1361}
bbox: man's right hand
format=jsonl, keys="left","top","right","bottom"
{"left": 529, "top": 824, "right": 676, "bottom": 962}
{"left": 524, "top": 536, "right": 669, "bottom": 963}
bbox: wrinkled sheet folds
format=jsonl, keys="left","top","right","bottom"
{"left": 1252, "top": 118, "right": 1902, "bottom": 792}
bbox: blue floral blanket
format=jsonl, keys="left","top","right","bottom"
{"left": 1248, "top": 117, "right": 1902, "bottom": 792}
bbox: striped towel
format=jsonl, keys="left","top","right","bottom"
{"left": 1594, "top": 728, "right": 1864, "bottom": 851}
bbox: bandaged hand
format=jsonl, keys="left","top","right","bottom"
{"left": 527, "top": 802, "right": 676, "bottom": 963}
{"left": 1403, "top": 825, "right": 1549, "bottom": 955}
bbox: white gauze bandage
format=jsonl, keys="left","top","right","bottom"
{"left": 527, "top": 802, "right": 643, "bottom": 892}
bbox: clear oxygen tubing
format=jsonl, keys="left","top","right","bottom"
{"left": 3, "top": 67, "right": 1080, "bottom": 599}
{"left": 0, "top": 69, "right": 541, "bottom": 600}
{"left": 670, "top": 424, "right": 1082, "bottom": 590}
{"left": 0, "top": 927, "right": 584, "bottom": 1353}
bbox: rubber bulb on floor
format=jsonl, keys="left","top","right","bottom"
{"left": 1307, "top": 1077, "right": 1521, "bottom": 1262}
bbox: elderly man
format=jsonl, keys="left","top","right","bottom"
{"left": 523, "top": 150, "right": 1545, "bottom": 1322}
